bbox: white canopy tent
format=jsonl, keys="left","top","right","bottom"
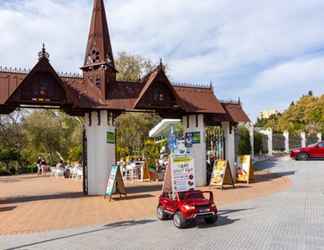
{"left": 149, "top": 119, "right": 181, "bottom": 138}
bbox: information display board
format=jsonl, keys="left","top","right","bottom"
{"left": 236, "top": 155, "right": 254, "bottom": 184}
{"left": 185, "top": 132, "right": 201, "bottom": 147}
{"left": 210, "top": 160, "right": 235, "bottom": 190}
{"left": 170, "top": 155, "right": 195, "bottom": 193}
{"left": 105, "top": 165, "right": 126, "bottom": 200}
{"left": 106, "top": 129, "right": 116, "bottom": 144}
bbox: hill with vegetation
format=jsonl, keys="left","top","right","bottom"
{"left": 256, "top": 91, "right": 324, "bottom": 134}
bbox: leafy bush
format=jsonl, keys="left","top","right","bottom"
{"left": 238, "top": 126, "right": 251, "bottom": 155}
{"left": 0, "top": 167, "right": 10, "bottom": 176}
{"left": 254, "top": 132, "right": 268, "bottom": 154}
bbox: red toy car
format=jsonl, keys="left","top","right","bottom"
{"left": 157, "top": 190, "right": 218, "bottom": 228}
{"left": 290, "top": 141, "right": 324, "bottom": 160}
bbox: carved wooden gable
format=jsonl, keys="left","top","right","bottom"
{"left": 135, "top": 70, "right": 180, "bottom": 110}
{"left": 7, "top": 58, "right": 69, "bottom": 106}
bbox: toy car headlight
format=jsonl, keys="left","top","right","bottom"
{"left": 183, "top": 204, "right": 195, "bottom": 210}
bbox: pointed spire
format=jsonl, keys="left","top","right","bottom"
{"left": 38, "top": 43, "right": 50, "bottom": 61}
{"left": 83, "top": 0, "right": 115, "bottom": 70}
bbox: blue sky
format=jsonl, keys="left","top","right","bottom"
{"left": 0, "top": 0, "right": 324, "bottom": 121}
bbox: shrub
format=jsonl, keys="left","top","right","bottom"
{"left": 238, "top": 126, "right": 251, "bottom": 155}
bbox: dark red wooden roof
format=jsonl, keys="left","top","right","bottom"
{"left": 0, "top": 0, "right": 250, "bottom": 122}
{"left": 221, "top": 102, "right": 250, "bottom": 123}
{"left": 0, "top": 67, "right": 230, "bottom": 115}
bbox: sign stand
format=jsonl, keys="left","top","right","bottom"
{"left": 162, "top": 161, "right": 172, "bottom": 194}
{"left": 142, "top": 162, "right": 151, "bottom": 182}
{"left": 105, "top": 165, "right": 127, "bottom": 201}
{"left": 236, "top": 155, "right": 254, "bottom": 184}
{"left": 210, "top": 160, "right": 235, "bottom": 190}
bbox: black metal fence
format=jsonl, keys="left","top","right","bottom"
{"left": 306, "top": 134, "right": 318, "bottom": 146}
{"left": 289, "top": 134, "right": 301, "bottom": 150}
{"left": 272, "top": 133, "right": 285, "bottom": 151}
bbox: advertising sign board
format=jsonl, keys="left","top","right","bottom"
{"left": 170, "top": 155, "right": 195, "bottom": 193}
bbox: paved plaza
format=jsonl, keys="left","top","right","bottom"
{"left": 2, "top": 158, "right": 323, "bottom": 249}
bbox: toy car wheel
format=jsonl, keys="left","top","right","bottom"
{"left": 157, "top": 206, "right": 168, "bottom": 220}
{"left": 173, "top": 211, "right": 187, "bottom": 228}
{"left": 204, "top": 215, "right": 217, "bottom": 224}
{"left": 297, "top": 153, "right": 308, "bottom": 161}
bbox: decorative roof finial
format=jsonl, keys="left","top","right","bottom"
{"left": 38, "top": 42, "right": 50, "bottom": 61}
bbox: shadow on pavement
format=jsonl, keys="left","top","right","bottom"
{"left": 218, "top": 208, "right": 254, "bottom": 216}
{"left": 0, "top": 192, "right": 85, "bottom": 205}
{"left": 0, "top": 206, "right": 16, "bottom": 212}
{"left": 197, "top": 215, "right": 239, "bottom": 229}
{"left": 254, "top": 171, "right": 295, "bottom": 184}
{"left": 4, "top": 219, "right": 156, "bottom": 250}
{"left": 111, "top": 194, "right": 155, "bottom": 201}
{"left": 126, "top": 184, "right": 162, "bottom": 194}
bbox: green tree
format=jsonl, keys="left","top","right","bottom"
{"left": 22, "top": 110, "right": 82, "bottom": 165}
{"left": 256, "top": 91, "right": 324, "bottom": 134}
{"left": 115, "top": 52, "right": 161, "bottom": 160}
{"left": 116, "top": 52, "right": 154, "bottom": 81}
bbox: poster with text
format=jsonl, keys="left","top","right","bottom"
{"left": 170, "top": 155, "right": 195, "bottom": 193}
{"left": 105, "top": 165, "right": 118, "bottom": 196}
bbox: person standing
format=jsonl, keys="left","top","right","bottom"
{"left": 41, "top": 159, "right": 47, "bottom": 176}
{"left": 36, "top": 157, "right": 42, "bottom": 176}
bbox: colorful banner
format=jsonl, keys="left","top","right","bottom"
{"left": 170, "top": 155, "right": 195, "bottom": 192}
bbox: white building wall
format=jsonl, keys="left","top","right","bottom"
{"left": 85, "top": 111, "right": 116, "bottom": 195}
{"left": 183, "top": 114, "right": 206, "bottom": 187}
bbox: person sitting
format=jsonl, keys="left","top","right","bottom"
{"left": 55, "top": 160, "right": 64, "bottom": 177}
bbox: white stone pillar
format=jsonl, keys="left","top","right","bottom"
{"left": 85, "top": 110, "right": 116, "bottom": 195}
{"left": 248, "top": 123, "right": 254, "bottom": 160}
{"left": 317, "top": 133, "right": 322, "bottom": 142}
{"left": 283, "top": 130, "right": 289, "bottom": 153}
{"left": 267, "top": 128, "right": 273, "bottom": 156}
{"left": 222, "top": 121, "right": 236, "bottom": 181}
{"left": 183, "top": 114, "right": 206, "bottom": 187}
{"left": 301, "top": 132, "right": 306, "bottom": 148}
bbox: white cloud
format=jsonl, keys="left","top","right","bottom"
{"left": 0, "top": 0, "right": 324, "bottom": 120}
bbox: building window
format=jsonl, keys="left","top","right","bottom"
{"left": 159, "top": 93, "right": 164, "bottom": 101}
{"left": 96, "top": 78, "right": 101, "bottom": 88}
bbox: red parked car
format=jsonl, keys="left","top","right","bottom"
{"left": 157, "top": 190, "right": 218, "bottom": 228}
{"left": 290, "top": 141, "right": 324, "bottom": 160}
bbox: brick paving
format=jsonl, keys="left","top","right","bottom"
{"left": 1, "top": 158, "right": 323, "bottom": 250}
{"left": 0, "top": 166, "right": 290, "bottom": 236}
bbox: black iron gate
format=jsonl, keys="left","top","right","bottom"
{"left": 82, "top": 127, "right": 88, "bottom": 195}
{"left": 206, "top": 126, "right": 225, "bottom": 160}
